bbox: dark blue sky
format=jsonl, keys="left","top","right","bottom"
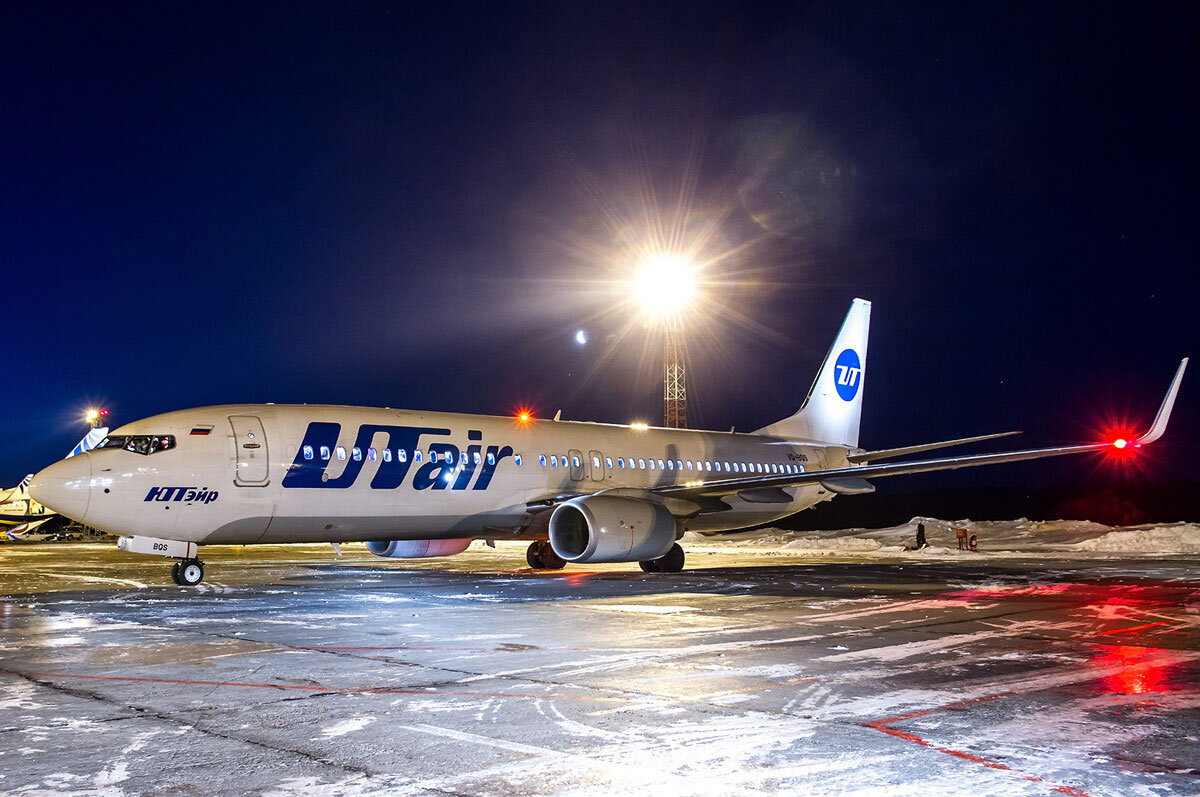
{"left": 3, "top": 2, "right": 1197, "bottom": 494}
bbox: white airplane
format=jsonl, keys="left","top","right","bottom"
{"left": 28, "top": 300, "right": 1187, "bottom": 586}
{"left": 2, "top": 426, "right": 109, "bottom": 537}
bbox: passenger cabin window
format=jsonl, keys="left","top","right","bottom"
{"left": 592, "top": 456, "right": 601, "bottom": 468}
{"left": 686, "top": 461, "right": 693, "bottom": 470}
{"left": 351, "top": 447, "right": 362, "bottom": 461}
{"left": 367, "top": 448, "right": 377, "bottom": 462}
{"left": 488, "top": 452, "right": 497, "bottom": 465}
{"left": 474, "top": 452, "right": 481, "bottom": 465}
{"left": 414, "top": 450, "right": 423, "bottom": 463}
{"left": 571, "top": 455, "right": 580, "bottom": 467}
{"left": 550, "top": 455, "right": 558, "bottom": 466}
{"left": 539, "top": 455, "right": 547, "bottom": 466}
{"left": 514, "top": 454, "right": 522, "bottom": 466}
{"left": 397, "top": 449, "right": 407, "bottom": 463}
{"left": 676, "top": 460, "right": 683, "bottom": 470}
{"left": 605, "top": 457, "right": 613, "bottom": 468}
{"left": 382, "top": 449, "right": 392, "bottom": 462}
{"left": 617, "top": 458, "right": 624, "bottom": 468}
{"left": 657, "top": 459, "right": 665, "bottom": 469}
{"left": 320, "top": 446, "right": 331, "bottom": 461}
{"left": 666, "top": 460, "right": 674, "bottom": 470}
{"left": 303, "top": 445, "right": 314, "bottom": 460}
{"left": 336, "top": 446, "right": 347, "bottom": 461}
{"left": 638, "top": 458, "right": 646, "bottom": 469}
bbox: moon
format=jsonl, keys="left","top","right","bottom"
{"left": 574, "top": 329, "right": 588, "bottom": 345}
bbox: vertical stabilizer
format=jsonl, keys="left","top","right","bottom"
{"left": 756, "top": 298, "right": 871, "bottom": 447}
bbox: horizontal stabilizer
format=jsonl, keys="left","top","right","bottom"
{"left": 848, "top": 431, "right": 1022, "bottom": 463}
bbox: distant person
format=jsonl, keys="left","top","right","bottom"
{"left": 969, "top": 534, "right": 978, "bottom": 552}
{"left": 916, "top": 522, "right": 927, "bottom": 549}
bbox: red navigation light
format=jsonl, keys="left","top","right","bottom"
{"left": 515, "top": 407, "right": 533, "bottom": 425}
{"left": 1112, "top": 438, "right": 1127, "bottom": 449}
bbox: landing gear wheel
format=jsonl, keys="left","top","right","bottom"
{"left": 526, "top": 541, "right": 566, "bottom": 570}
{"left": 642, "top": 544, "right": 685, "bottom": 573}
{"left": 176, "top": 559, "right": 205, "bottom": 586}
{"left": 170, "top": 562, "right": 182, "bottom": 585}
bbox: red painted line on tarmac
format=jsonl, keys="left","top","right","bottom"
{"left": 1095, "top": 621, "right": 1171, "bottom": 636}
{"left": 864, "top": 694, "right": 1090, "bottom": 796}
{"left": 0, "top": 669, "right": 620, "bottom": 703}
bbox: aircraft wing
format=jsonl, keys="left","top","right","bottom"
{"left": 654, "top": 358, "right": 1188, "bottom": 503}
{"left": 848, "top": 431, "right": 1022, "bottom": 463}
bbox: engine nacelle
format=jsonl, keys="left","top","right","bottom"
{"left": 365, "top": 539, "right": 472, "bottom": 558}
{"left": 548, "top": 495, "right": 677, "bottom": 563}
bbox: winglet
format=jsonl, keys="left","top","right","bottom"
{"left": 1137, "top": 358, "right": 1188, "bottom": 445}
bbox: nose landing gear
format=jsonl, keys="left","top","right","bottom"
{"left": 171, "top": 558, "right": 205, "bottom": 586}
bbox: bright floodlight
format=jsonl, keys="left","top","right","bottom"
{"left": 84, "top": 409, "right": 100, "bottom": 424}
{"left": 634, "top": 253, "right": 696, "bottom": 319}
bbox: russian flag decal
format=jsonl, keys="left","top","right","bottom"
{"left": 190, "top": 426, "right": 213, "bottom": 436}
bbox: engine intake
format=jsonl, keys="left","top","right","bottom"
{"left": 548, "top": 495, "right": 677, "bottom": 563}
{"left": 366, "top": 539, "right": 472, "bottom": 558}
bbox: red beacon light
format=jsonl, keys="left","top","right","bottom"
{"left": 1112, "top": 438, "right": 1128, "bottom": 449}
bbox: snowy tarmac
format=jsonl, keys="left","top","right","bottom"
{"left": 1, "top": 529, "right": 1198, "bottom": 796}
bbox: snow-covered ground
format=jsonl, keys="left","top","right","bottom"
{"left": 683, "top": 517, "right": 1200, "bottom": 558}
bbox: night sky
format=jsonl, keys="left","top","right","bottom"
{"left": 3, "top": 3, "right": 1197, "bottom": 508}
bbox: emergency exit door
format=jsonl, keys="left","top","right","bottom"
{"left": 567, "top": 448, "right": 584, "bottom": 481}
{"left": 229, "top": 415, "right": 269, "bottom": 485}
{"left": 588, "top": 450, "right": 606, "bottom": 482}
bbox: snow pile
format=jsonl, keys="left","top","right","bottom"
{"left": 780, "top": 537, "right": 882, "bottom": 553}
{"left": 686, "top": 516, "right": 1200, "bottom": 558}
{"left": 1070, "top": 522, "right": 1200, "bottom": 554}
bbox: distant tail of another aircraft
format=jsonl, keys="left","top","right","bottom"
{"left": 756, "top": 298, "right": 871, "bottom": 448}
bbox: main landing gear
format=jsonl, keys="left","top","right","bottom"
{"left": 639, "top": 543, "right": 685, "bottom": 573}
{"left": 171, "top": 558, "right": 205, "bottom": 586}
{"left": 526, "top": 540, "right": 566, "bottom": 570}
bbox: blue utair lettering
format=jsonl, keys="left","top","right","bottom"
{"left": 472, "top": 445, "right": 513, "bottom": 490}
{"left": 144, "top": 487, "right": 218, "bottom": 503}
{"left": 282, "top": 423, "right": 511, "bottom": 491}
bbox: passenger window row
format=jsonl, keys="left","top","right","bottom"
{"left": 534, "top": 453, "right": 801, "bottom": 476}
{"left": 300, "top": 445, "right": 522, "bottom": 467}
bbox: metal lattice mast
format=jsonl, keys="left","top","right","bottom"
{"left": 663, "top": 315, "right": 687, "bottom": 428}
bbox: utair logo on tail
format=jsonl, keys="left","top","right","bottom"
{"left": 833, "top": 349, "right": 863, "bottom": 401}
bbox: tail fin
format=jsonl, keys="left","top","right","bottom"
{"left": 756, "top": 298, "right": 871, "bottom": 447}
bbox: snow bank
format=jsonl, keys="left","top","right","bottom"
{"left": 685, "top": 517, "right": 1200, "bottom": 558}
{"left": 1070, "top": 522, "right": 1200, "bottom": 554}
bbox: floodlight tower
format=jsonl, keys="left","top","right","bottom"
{"left": 634, "top": 253, "right": 696, "bottom": 428}
{"left": 663, "top": 313, "right": 688, "bottom": 428}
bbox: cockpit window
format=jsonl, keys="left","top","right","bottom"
{"left": 96, "top": 435, "right": 177, "bottom": 455}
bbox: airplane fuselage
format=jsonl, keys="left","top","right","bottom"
{"left": 48, "top": 404, "right": 843, "bottom": 546}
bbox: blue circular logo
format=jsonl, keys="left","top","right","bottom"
{"left": 833, "top": 349, "right": 862, "bottom": 401}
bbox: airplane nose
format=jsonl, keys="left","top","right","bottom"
{"left": 29, "top": 455, "right": 93, "bottom": 522}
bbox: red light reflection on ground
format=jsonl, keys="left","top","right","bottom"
{"left": 943, "top": 583, "right": 1076, "bottom": 601}
{"left": 1090, "top": 645, "right": 1174, "bottom": 695}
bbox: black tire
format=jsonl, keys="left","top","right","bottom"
{"left": 177, "top": 559, "right": 204, "bottom": 586}
{"left": 526, "top": 541, "right": 542, "bottom": 569}
{"left": 652, "top": 544, "right": 685, "bottom": 573}
{"left": 541, "top": 544, "right": 566, "bottom": 570}
{"left": 639, "top": 559, "right": 661, "bottom": 573}
{"left": 170, "top": 562, "right": 182, "bottom": 585}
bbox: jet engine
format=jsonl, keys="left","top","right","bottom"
{"left": 548, "top": 495, "right": 677, "bottom": 563}
{"left": 365, "top": 539, "right": 472, "bottom": 558}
